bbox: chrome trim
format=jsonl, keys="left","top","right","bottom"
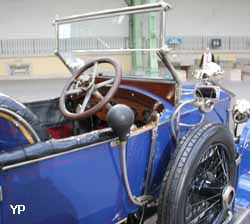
{"left": 96, "top": 73, "right": 176, "bottom": 84}
{"left": 130, "top": 122, "right": 156, "bottom": 136}
{"left": 55, "top": 51, "right": 74, "bottom": 74}
{"left": 53, "top": 2, "right": 172, "bottom": 60}
{"left": 169, "top": 96, "right": 230, "bottom": 141}
{"left": 54, "top": 2, "right": 171, "bottom": 24}
{"left": 159, "top": 96, "right": 229, "bottom": 126}
{"left": 54, "top": 17, "right": 59, "bottom": 53}
{"left": 120, "top": 141, "right": 144, "bottom": 206}
{"left": 170, "top": 99, "right": 196, "bottom": 142}
{"left": 71, "top": 48, "right": 170, "bottom": 53}
{"left": 0, "top": 108, "right": 40, "bottom": 142}
{"left": 179, "top": 113, "right": 205, "bottom": 127}
{"left": 157, "top": 50, "right": 182, "bottom": 105}
{"left": 0, "top": 186, "right": 3, "bottom": 202}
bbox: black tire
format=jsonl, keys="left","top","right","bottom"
{"left": 157, "top": 123, "right": 237, "bottom": 224}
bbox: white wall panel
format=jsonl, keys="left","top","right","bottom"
{"left": 0, "top": 0, "right": 249, "bottom": 38}
{"left": 166, "top": 0, "right": 250, "bottom": 36}
{"left": 0, "top": 0, "right": 126, "bottom": 39}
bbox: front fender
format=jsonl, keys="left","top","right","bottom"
{"left": 238, "top": 120, "right": 250, "bottom": 158}
{"left": 235, "top": 120, "right": 250, "bottom": 208}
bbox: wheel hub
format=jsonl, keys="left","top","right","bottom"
{"left": 222, "top": 185, "right": 235, "bottom": 209}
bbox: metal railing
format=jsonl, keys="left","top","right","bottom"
{"left": 0, "top": 37, "right": 129, "bottom": 56}
{"left": 1, "top": 36, "right": 250, "bottom": 57}
{"left": 0, "top": 39, "right": 55, "bottom": 56}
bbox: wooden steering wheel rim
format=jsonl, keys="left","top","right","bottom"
{"left": 59, "top": 58, "right": 122, "bottom": 120}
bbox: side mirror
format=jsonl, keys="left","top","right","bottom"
{"left": 107, "top": 104, "right": 135, "bottom": 142}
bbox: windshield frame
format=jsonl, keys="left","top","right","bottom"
{"left": 53, "top": 2, "right": 172, "bottom": 53}
{"left": 52, "top": 2, "right": 182, "bottom": 104}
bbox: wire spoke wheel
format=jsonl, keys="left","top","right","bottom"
{"left": 157, "top": 123, "right": 237, "bottom": 224}
{"left": 185, "top": 144, "right": 230, "bottom": 224}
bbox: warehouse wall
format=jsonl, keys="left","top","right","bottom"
{"left": 167, "top": 0, "right": 250, "bottom": 36}
{"left": 1, "top": 0, "right": 250, "bottom": 39}
{"left": 0, "top": 0, "right": 126, "bottom": 39}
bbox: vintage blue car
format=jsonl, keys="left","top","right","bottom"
{"left": 0, "top": 2, "right": 250, "bottom": 224}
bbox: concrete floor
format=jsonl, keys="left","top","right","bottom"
{"left": 0, "top": 79, "right": 249, "bottom": 102}
{"left": 0, "top": 78, "right": 67, "bottom": 102}
{"left": 0, "top": 79, "right": 249, "bottom": 224}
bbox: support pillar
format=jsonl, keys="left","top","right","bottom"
{"left": 147, "top": 0, "right": 159, "bottom": 76}
{"left": 129, "top": 0, "right": 144, "bottom": 74}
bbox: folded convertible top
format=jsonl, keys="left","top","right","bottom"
{"left": 0, "top": 128, "right": 115, "bottom": 168}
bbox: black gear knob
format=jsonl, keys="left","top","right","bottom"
{"left": 107, "top": 104, "right": 135, "bottom": 142}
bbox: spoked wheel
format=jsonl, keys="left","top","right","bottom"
{"left": 158, "top": 123, "right": 237, "bottom": 224}
{"left": 185, "top": 144, "right": 234, "bottom": 224}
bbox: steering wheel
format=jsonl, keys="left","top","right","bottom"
{"left": 59, "top": 58, "right": 122, "bottom": 120}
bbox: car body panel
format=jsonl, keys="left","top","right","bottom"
{"left": 0, "top": 84, "right": 236, "bottom": 223}
{"left": 236, "top": 120, "right": 250, "bottom": 209}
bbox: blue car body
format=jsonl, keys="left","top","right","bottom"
{"left": 0, "top": 83, "right": 249, "bottom": 224}
{"left": 0, "top": 2, "right": 249, "bottom": 223}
